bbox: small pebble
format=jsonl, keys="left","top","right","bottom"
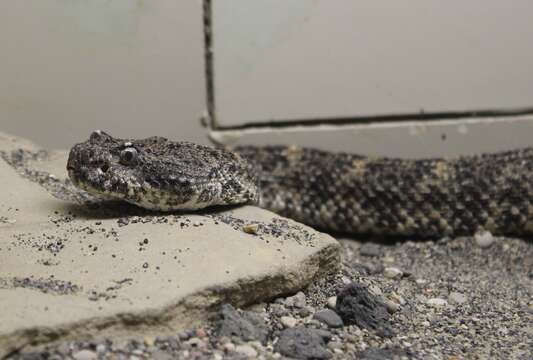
{"left": 327, "top": 341, "right": 343, "bottom": 350}
{"left": 280, "top": 316, "right": 298, "bottom": 328}
{"left": 427, "top": 298, "right": 448, "bottom": 307}
{"left": 247, "top": 302, "right": 267, "bottom": 313}
{"left": 383, "top": 267, "right": 403, "bottom": 279}
{"left": 313, "top": 309, "right": 344, "bottom": 328}
{"left": 384, "top": 299, "right": 401, "bottom": 313}
{"left": 242, "top": 223, "right": 259, "bottom": 234}
{"left": 390, "top": 292, "right": 406, "bottom": 305}
{"left": 285, "top": 292, "right": 306, "bottom": 308}
{"left": 223, "top": 342, "right": 236, "bottom": 353}
{"left": 235, "top": 344, "right": 258, "bottom": 358}
{"left": 299, "top": 305, "right": 315, "bottom": 317}
{"left": 144, "top": 336, "right": 155, "bottom": 347}
{"left": 132, "top": 349, "right": 144, "bottom": 356}
{"left": 72, "top": 350, "right": 97, "bottom": 360}
{"left": 448, "top": 291, "right": 468, "bottom": 305}
{"left": 195, "top": 328, "right": 207, "bottom": 338}
{"left": 178, "top": 330, "right": 192, "bottom": 341}
{"left": 368, "top": 284, "right": 383, "bottom": 296}
{"left": 475, "top": 230, "right": 495, "bottom": 248}
{"left": 327, "top": 296, "right": 337, "bottom": 309}
{"left": 341, "top": 276, "right": 352, "bottom": 285}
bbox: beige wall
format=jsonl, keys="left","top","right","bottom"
{"left": 212, "top": 0, "right": 533, "bottom": 127}
{"left": 0, "top": 0, "right": 207, "bottom": 149}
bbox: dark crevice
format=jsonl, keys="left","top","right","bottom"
{"left": 211, "top": 107, "right": 533, "bottom": 131}
{"left": 202, "top": 0, "right": 216, "bottom": 129}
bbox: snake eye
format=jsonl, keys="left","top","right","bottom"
{"left": 120, "top": 147, "right": 138, "bottom": 165}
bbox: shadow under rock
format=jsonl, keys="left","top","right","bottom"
{"left": 61, "top": 200, "right": 247, "bottom": 221}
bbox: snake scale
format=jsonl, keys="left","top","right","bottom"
{"left": 67, "top": 130, "right": 533, "bottom": 238}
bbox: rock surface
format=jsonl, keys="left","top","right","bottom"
{"left": 0, "top": 132, "right": 340, "bottom": 357}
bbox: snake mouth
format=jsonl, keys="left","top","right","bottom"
{"left": 68, "top": 167, "right": 128, "bottom": 201}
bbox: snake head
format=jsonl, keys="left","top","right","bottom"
{"left": 67, "top": 130, "right": 259, "bottom": 210}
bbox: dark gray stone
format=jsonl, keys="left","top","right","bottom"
{"left": 313, "top": 309, "right": 344, "bottom": 328}
{"left": 275, "top": 327, "right": 332, "bottom": 359}
{"left": 215, "top": 304, "right": 269, "bottom": 344}
{"left": 336, "top": 282, "right": 394, "bottom": 337}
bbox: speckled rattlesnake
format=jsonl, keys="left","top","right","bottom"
{"left": 67, "top": 130, "right": 533, "bottom": 238}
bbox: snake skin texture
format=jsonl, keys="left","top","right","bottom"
{"left": 68, "top": 131, "right": 533, "bottom": 237}
{"left": 235, "top": 145, "right": 533, "bottom": 237}
{"left": 67, "top": 131, "right": 258, "bottom": 211}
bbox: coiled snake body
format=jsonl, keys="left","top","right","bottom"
{"left": 68, "top": 131, "right": 533, "bottom": 238}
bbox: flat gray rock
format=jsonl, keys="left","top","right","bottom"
{"left": 0, "top": 132, "right": 340, "bottom": 356}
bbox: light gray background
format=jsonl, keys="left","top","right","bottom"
{"left": 213, "top": 0, "right": 533, "bottom": 126}
{"left": 2, "top": 0, "right": 533, "bottom": 156}
{"left": 0, "top": 0, "right": 207, "bottom": 149}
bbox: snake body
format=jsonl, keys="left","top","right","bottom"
{"left": 68, "top": 131, "right": 533, "bottom": 238}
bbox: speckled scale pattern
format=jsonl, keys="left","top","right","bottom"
{"left": 235, "top": 145, "right": 533, "bottom": 237}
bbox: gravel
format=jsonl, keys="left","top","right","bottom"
{"left": 9, "top": 234, "right": 532, "bottom": 359}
